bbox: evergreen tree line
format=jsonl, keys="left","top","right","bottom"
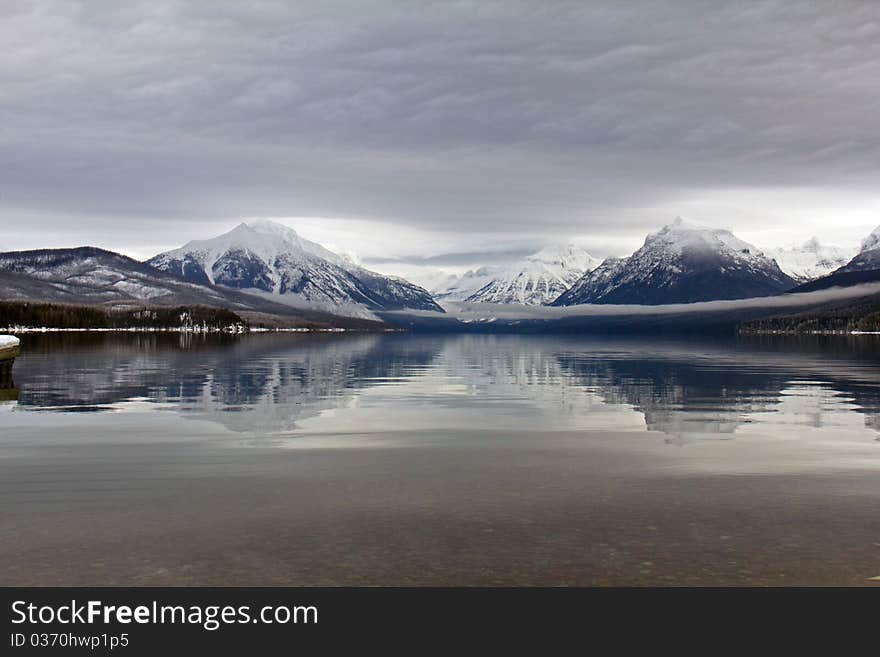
{"left": 739, "top": 296, "right": 880, "bottom": 334}
{"left": 0, "top": 301, "right": 246, "bottom": 330}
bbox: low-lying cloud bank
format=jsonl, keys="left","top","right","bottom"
{"left": 391, "top": 283, "right": 880, "bottom": 322}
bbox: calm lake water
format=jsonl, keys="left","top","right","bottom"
{"left": 2, "top": 332, "right": 880, "bottom": 585}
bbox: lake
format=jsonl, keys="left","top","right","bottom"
{"left": 2, "top": 332, "right": 880, "bottom": 585}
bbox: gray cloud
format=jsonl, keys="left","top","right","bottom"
{"left": 364, "top": 248, "right": 533, "bottom": 268}
{"left": 2, "top": 1, "right": 880, "bottom": 262}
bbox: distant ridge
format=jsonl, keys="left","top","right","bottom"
{"left": 455, "top": 244, "right": 601, "bottom": 305}
{"left": 766, "top": 237, "right": 854, "bottom": 283}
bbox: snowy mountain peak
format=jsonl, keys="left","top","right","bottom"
{"left": 861, "top": 225, "right": 880, "bottom": 253}
{"left": 801, "top": 236, "right": 822, "bottom": 252}
{"left": 431, "top": 244, "right": 601, "bottom": 306}
{"left": 767, "top": 237, "right": 855, "bottom": 283}
{"left": 431, "top": 266, "right": 502, "bottom": 302}
{"left": 552, "top": 220, "right": 795, "bottom": 306}
{"left": 836, "top": 224, "right": 880, "bottom": 274}
{"left": 646, "top": 219, "right": 761, "bottom": 257}
{"left": 147, "top": 220, "right": 442, "bottom": 315}
{"left": 248, "top": 218, "right": 298, "bottom": 236}
{"left": 526, "top": 244, "right": 599, "bottom": 271}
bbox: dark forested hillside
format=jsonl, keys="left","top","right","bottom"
{"left": 0, "top": 302, "right": 246, "bottom": 330}
{"left": 739, "top": 294, "right": 880, "bottom": 334}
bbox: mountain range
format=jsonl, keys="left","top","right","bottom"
{"left": 1, "top": 218, "right": 879, "bottom": 328}
{"left": 766, "top": 238, "right": 855, "bottom": 283}
{"left": 785, "top": 225, "right": 880, "bottom": 294}
{"left": 431, "top": 267, "right": 501, "bottom": 303}
{"left": 0, "top": 247, "right": 387, "bottom": 328}
{"left": 434, "top": 244, "right": 600, "bottom": 305}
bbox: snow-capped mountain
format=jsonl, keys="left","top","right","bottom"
{"left": 552, "top": 218, "right": 796, "bottom": 306}
{"left": 766, "top": 238, "right": 855, "bottom": 283}
{"left": 0, "top": 247, "right": 302, "bottom": 313}
{"left": 432, "top": 266, "right": 503, "bottom": 302}
{"left": 0, "top": 247, "right": 239, "bottom": 306}
{"left": 147, "top": 220, "right": 443, "bottom": 314}
{"left": 837, "top": 225, "right": 880, "bottom": 273}
{"left": 0, "top": 247, "right": 418, "bottom": 328}
{"left": 432, "top": 245, "right": 600, "bottom": 306}
{"left": 462, "top": 244, "right": 601, "bottom": 305}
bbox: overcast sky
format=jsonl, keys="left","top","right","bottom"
{"left": 2, "top": 1, "right": 880, "bottom": 284}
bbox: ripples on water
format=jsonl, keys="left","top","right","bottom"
{"left": 3, "top": 332, "right": 880, "bottom": 444}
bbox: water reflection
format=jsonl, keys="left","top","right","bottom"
{"left": 0, "top": 353, "right": 16, "bottom": 415}
{"left": 6, "top": 332, "right": 880, "bottom": 442}
{"left": 554, "top": 339, "right": 880, "bottom": 443}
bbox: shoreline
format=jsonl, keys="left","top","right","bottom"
{"left": 738, "top": 329, "right": 880, "bottom": 336}
{"left": 5, "top": 326, "right": 879, "bottom": 336}
{"left": 0, "top": 326, "right": 401, "bottom": 334}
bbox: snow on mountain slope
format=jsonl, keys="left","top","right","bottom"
{"left": 837, "top": 224, "right": 880, "bottom": 273}
{"left": 0, "top": 247, "right": 217, "bottom": 304}
{"left": 431, "top": 266, "right": 504, "bottom": 302}
{"left": 552, "top": 218, "right": 796, "bottom": 306}
{"left": 766, "top": 238, "right": 855, "bottom": 282}
{"left": 861, "top": 225, "right": 880, "bottom": 254}
{"left": 0, "top": 247, "right": 393, "bottom": 328}
{"left": 0, "top": 246, "right": 286, "bottom": 312}
{"left": 462, "top": 244, "right": 601, "bottom": 305}
{"left": 147, "top": 220, "right": 443, "bottom": 314}
{"left": 551, "top": 256, "right": 629, "bottom": 306}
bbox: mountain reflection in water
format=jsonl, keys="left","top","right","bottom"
{"left": 5, "top": 332, "right": 880, "bottom": 586}
{"left": 7, "top": 332, "right": 880, "bottom": 443}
